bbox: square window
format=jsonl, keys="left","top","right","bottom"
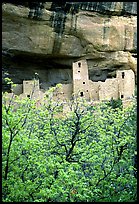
{"left": 83, "top": 82, "right": 85, "bottom": 84}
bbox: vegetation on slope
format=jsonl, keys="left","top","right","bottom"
{"left": 2, "top": 83, "right": 137, "bottom": 202}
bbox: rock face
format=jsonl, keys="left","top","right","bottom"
{"left": 2, "top": 2, "right": 137, "bottom": 92}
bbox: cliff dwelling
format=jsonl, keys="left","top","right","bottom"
{"left": 5, "top": 59, "right": 135, "bottom": 104}
{"left": 2, "top": 2, "right": 137, "bottom": 106}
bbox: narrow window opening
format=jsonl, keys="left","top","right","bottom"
{"left": 27, "top": 95, "right": 30, "bottom": 98}
{"left": 132, "top": 53, "right": 137, "bottom": 58}
{"left": 78, "top": 71, "right": 80, "bottom": 73}
{"left": 80, "top": 92, "right": 84, "bottom": 97}
{"left": 122, "top": 72, "right": 125, "bottom": 79}
{"left": 83, "top": 82, "right": 85, "bottom": 84}
{"left": 78, "top": 62, "right": 81, "bottom": 67}
{"left": 121, "top": 94, "right": 124, "bottom": 98}
{"left": 86, "top": 90, "right": 88, "bottom": 92}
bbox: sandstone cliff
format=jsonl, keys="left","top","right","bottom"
{"left": 2, "top": 2, "right": 137, "bottom": 91}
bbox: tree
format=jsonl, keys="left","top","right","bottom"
{"left": 2, "top": 84, "right": 137, "bottom": 202}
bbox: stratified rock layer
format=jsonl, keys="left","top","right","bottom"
{"left": 2, "top": 2, "right": 137, "bottom": 90}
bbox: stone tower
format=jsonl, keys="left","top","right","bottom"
{"left": 72, "top": 60, "right": 90, "bottom": 100}
{"left": 117, "top": 69, "right": 135, "bottom": 100}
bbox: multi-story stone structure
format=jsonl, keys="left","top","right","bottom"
{"left": 55, "top": 59, "right": 135, "bottom": 102}
{"left": 73, "top": 60, "right": 135, "bottom": 100}
{"left": 11, "top": 59, "right": 135, "bottom": 104}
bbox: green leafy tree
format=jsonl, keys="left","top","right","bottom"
{"left": 2, "top": 83, "right": 137, "bottom": 202}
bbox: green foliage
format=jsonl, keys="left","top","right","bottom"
{"left": 2, "top": 88, "right": 137, "bottom": 202}
{"left": 106, "top": 97, "right": 123, "bottom": 110}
